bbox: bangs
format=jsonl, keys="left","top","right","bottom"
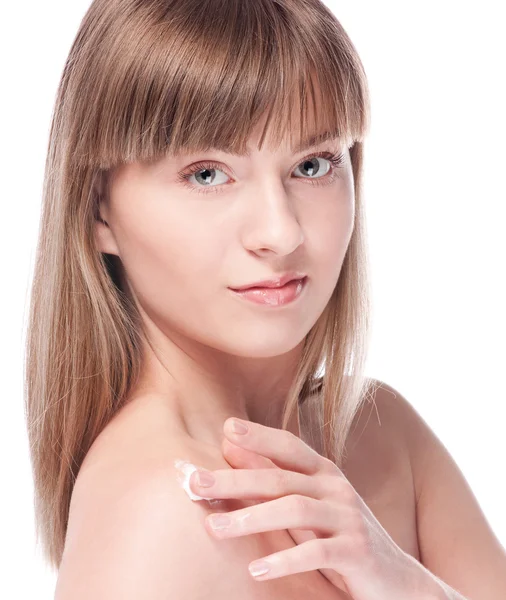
{"left": 69, "top": 0, "right": 370, "bottom": 170}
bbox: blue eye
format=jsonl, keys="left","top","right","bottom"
{"left": 176, "top": 150, "right": 346, "bottom": 195}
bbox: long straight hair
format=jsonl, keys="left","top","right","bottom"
{"left": 24, "top": 0, "right": 377, "bottom": 570}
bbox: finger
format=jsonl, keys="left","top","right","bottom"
{"left": 206, "top": 495, "right": 339, "bottom": 539}
{"left": 246, "top": 536, "right": 352, "bottom": 583}
{"left": 221, "top": 436, "right": 277, "bottom": 470}
{"left": 224, "top": 418, "right": 338, "bottom": 476}
{"left": 191, "top": 467, "right": 329, "bottom": 501}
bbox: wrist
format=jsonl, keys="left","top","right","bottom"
{"left": 402, "top": 553, "right": 448, "bottom": 599}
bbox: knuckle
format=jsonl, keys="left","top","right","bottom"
{"left": 281, "top": 430, "right": 299, "bottom": 453}
{"left": 289, "top": 494, "right": 312, "bottom": 517}
{"left": 327, "top": 474, "right": 354, "bottom": 498}
{"left": 338, "top": 479, "right": 358, "bottom": 503}
{"left": 320, "top": 456, "right": 339, "bottom": 473}
{"left": 316, "top": 538, "right": 335, "bottom": 567}
{"left": 320, "top": 474, "right": 342, "bottom": 496}
{"left": 273, "top": 468, "right": 291, "bottom": 492}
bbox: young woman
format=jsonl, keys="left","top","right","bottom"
{"left": 25, "top": 0, "right": 506, "bottom": 598}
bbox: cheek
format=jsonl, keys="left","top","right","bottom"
{"left": 110, "top": 194, "right": 227, "bottom": 321}
{"left": 308, "top": 189, "right": 354, "bottom": 260}
{"left": 115, "top": 182, "right": 224, "bottom": 270}
{"left": 303, "top": 187, "right": 355, "bottom": 300}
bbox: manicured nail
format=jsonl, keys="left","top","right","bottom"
{"left": 196, "top": 471, "right": 215, "bottom": 487}
{"left": 231, "top": 419, "right": 249, "bottom": 434}
{"left": 249, "top": 560, "right": 271, "bottom": 577}
{"left": 208, "top": 514, "right": 232, "bottom": 530}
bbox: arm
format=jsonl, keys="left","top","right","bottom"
{"left": 54, "top": 466, "right": 205, "bottom": 598}
{"left": 54, "top": 455, "right": 257, "bottom": 599}
{"left": 382, "top": 382, "right": 506, "bottom": 600}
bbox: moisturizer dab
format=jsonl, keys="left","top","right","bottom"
{"left": 174, "top": 458, "right": 224, "bottom": 506}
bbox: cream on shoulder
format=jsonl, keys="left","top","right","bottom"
{"left": 173, "top": 459, "right": 224, "bottom": 506}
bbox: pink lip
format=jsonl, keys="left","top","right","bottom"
{"left": 229, "top": 276, "right": 308, "bottom": 307}
{"left": 229, "top": 272, "right": 307, "bottom": 291}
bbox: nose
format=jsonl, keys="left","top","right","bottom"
{"left": 241, "top": 182, "right": 305, "bottom": 256}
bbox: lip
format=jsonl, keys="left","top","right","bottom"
{"left": 229, "top": 271, "right": 307, "bottom": 291}
{"left": 229, "top": 276, "right": 308, "bottom": 307}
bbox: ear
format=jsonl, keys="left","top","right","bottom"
{"left": 93, "top": 170, "right": 121, "bottom": 256}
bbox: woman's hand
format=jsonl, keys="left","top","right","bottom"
{"left": 189, "top": 417, "right": 439, "bottom": 599}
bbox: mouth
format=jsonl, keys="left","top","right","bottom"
{"left": 229, "top": 276, "right": 308, "bottom": 306}
{"left": 229, "top": 272, "right": 307, "bottom": 291}
{"left": 235, "top": 276, "right": 306, "bottom": 291}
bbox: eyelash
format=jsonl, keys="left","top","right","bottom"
{"left": 176, "top": 150, "right": 346, "bottom": 195}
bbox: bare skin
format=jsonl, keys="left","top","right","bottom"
{"left": 65, "top": 381, "right": 418, "bottom": 600}
{"left": 94, "top": 109, "right": 355, "bottom": 449}
{"left": 60, "top": 99, "right": 506, "bottom": 600}
{"left": 83, "top": 99, "right": 424, "bottom": 597}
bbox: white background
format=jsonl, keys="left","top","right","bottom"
{"left": 1, "top": 0, "right": 504, "bottom": 596}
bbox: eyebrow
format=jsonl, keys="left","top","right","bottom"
{"left": 207, "top": 130, "right": 341, "bottom": 158}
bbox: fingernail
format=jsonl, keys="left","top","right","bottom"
{"left": 208, "top": 514, "right": 232, "bottom": 530}
{"left": 231, "top": 419, "right": 249, "bottom": 434}
{"left": 196, "top": 471, "right": 215, "bottom": 487}
{"left": 249, "top": 560, "right": 271, "bottom": 577}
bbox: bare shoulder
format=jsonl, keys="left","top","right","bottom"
{"left": 54, "top": 396, "right": 257, "bottom": 599}
{"left": 340, "top": 379, "right": 417, "bottom": 500}
{"left": 349, "top": 378, "right": 458, "bottom": 508}
{"left": 347, "top": 378, "right": 424, "bottom": 455}
{"left": 359, "top": 379, "right": 436, "bottom": 499}
{"left": 368, "top": 385, "right": 506, "bottom": 598}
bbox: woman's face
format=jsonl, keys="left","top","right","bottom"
{"left": 95, "top": 122, "right": 355, "bottom": 359}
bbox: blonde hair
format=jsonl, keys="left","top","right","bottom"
{"left": 24, "top": 0, "right": 377, "bottom": 571}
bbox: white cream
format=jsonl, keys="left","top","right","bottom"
{"left": 174, "top": 458, "right": 224, "bottom": 506}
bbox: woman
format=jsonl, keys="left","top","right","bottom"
{"left": 24, "top": 0, "right": 506, "bottom": 598}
